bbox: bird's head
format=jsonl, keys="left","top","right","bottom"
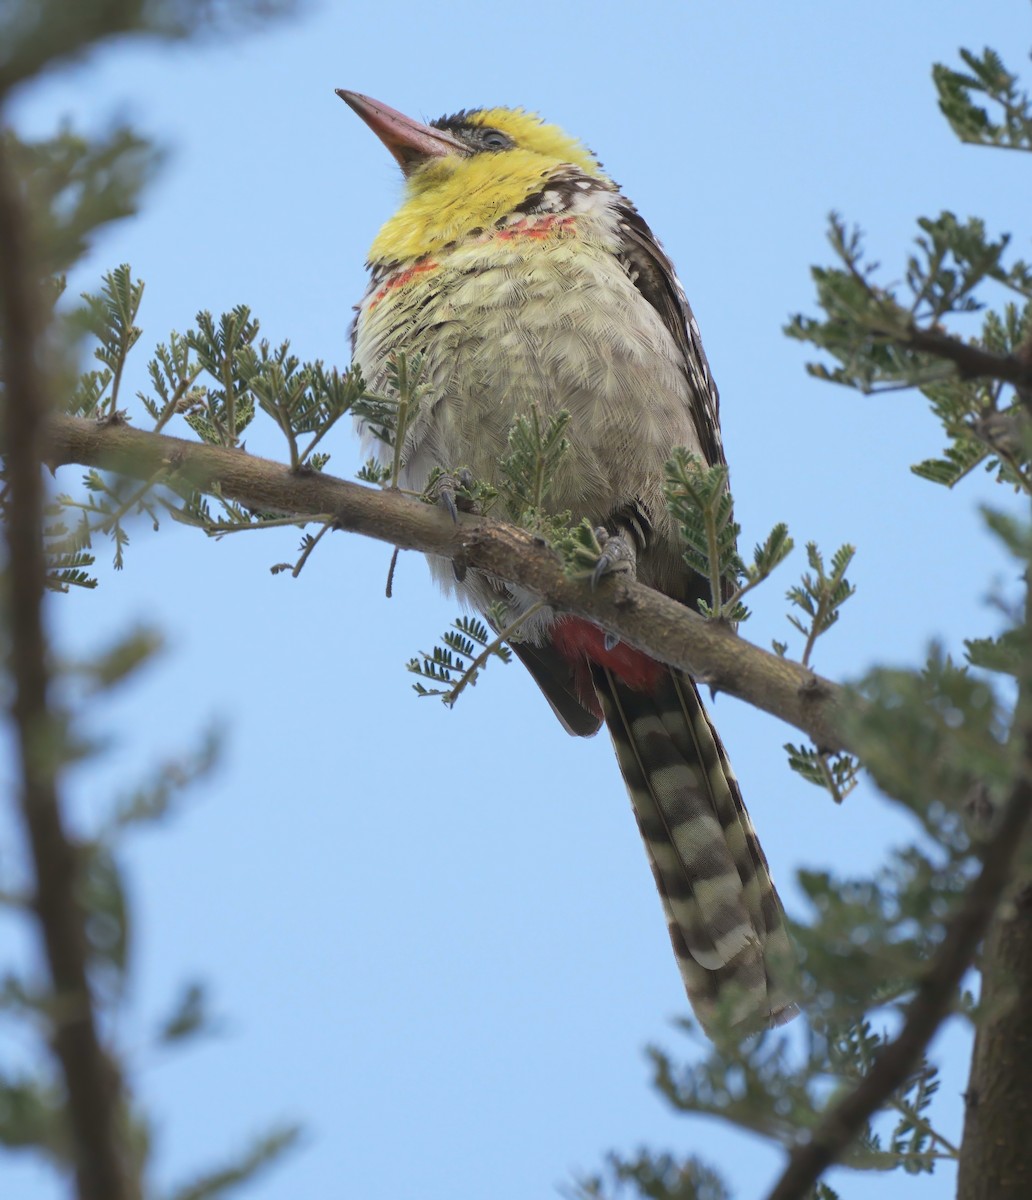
{"left": 337, "top": 90, "right": 610, "bottom": 262}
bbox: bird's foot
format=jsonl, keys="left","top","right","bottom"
{"left": 591, "top": 527, "right": 637, "bottom": 590}
{"left": 425, "top": 467, "right": 483, "bottom": 583}
{"left": 425, "top": 466, "right": 478, "bottom": 524}
{"left": 591, "top": 528, "right": 638, "bottom": 651}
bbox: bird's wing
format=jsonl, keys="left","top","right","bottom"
{"left": 612, "top": 200, "right": 726, "bottom": 470}
{"left": 612, "top": 198, "right": 740, "bottom": 611}
{"left": 509, "top": 640, "right": 603, "bottom": 737}
{"left": 510, "top": 193, "right": 731, "bottom": 733}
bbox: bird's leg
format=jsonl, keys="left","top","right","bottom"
{"left": 592, "top": 524, "right": 639, "bottom": 651}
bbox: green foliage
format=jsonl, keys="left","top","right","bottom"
{"left": 181, "top": 307, "right": 260, "bottom": 446}
{"left": 0, "top": 0, "right": 298, "bottom": 98}
{"left": 742, "top": 522, "right": 795, "bottom": 599}
{"left": 786, "top": 542, "right": 856, "bottom": 666}
{"left": 70, "top": 625, "right": 164, "bottom": 693}
{"left": 796, "top": 847, "right": 973, "bottom": 1018}
{"left": 585, "top": 35, "right": 1032, "bottom": 1200}
{"left": 55, "top": 466, "right": 161, "bottom": 570}
{"left": 75, "top": 263, "right": 144, "bottom": 415}
{"left": 155, "top": 982, "right": 216, "bottom": 1045}
{"left": 256, "top": 355, "right": 360, "bottom": 470}
{"left": 80, "top": 843, "right": 131, "bottom": 995}
{"left": 165, "top": 1124, "right": 304, "bottom": 1200}
{"left": 965, "top": 627, "right": 1024, "bottom": 675}
{"left": 138, "top": 329, "right": 202, "bottom": 430}
{"left": 0, "top": 607, "right": 294, "bottom": 1191}
{"left": 787, "top": 206, "right": 1032, "bottom": 497}
{"left": 406, "top": 407, "right": 579, "bottom": 705}
{"left": 787, "top": 212, "right": 1032, "bottom": 394}
{"left": 910, "top": 303, "right": 1032, "bottom": 491}
{"left": 356, "top": 457, "right": 392, "bottom": 485}
{"left": 497, "top": 404, "right": 571, "bottom": 518}
{"left": 841, "top": 649, "right": 1013, "bottom": 852}
{"left": 423, "top": 465, "right": 499, "bottom": 519}
{"left": 907, "top": 212, "right": 1031, "bottom": 314}
{"left": 663, "top": 448, "right": 742, "bottom": 615}
{"left": 663, "top": 448, "right": 794, "bottom": 620}
{"left": 933, "top": 47, "right": 1032, "bottom": 151}
{"left": 408, "top": 608, "right": 519, "bottom": 707}
{"left": 574, "top": 1151, "right": 730, "bottom": 1200}
{"left": 41, "top": 509, "right": 97, "bottom": 590}
{"left": 0, "top": 5, "right": 303, "bottom": 1195}
{"left": 561, "top": 518, "right": 612, "bottom": 577}
{"left": 0, "top": 128, "right": 157, "bottom": 279}
{"left": 0, "top": 1071, "right": 68, "bottom": 1161}
{"left": 610, "top": 611, "right": 1015, "bottom": 1196}
{"left": 847, "top": 1043, "right": 950, "bottom": 1174}
{"left": 785, "top": 743, "right": 861, "bottom": 803}
{"left": 6, "top": 10, "right": 1032, "bottom": 1200}
{"left": 352, "top": 350, "right": 424, "bottom": 489}
{"left": 635, "top": 1017, "right": 956, "bottom": 1181}
{"left": 104, "top": 725, "right": 221, "bottom": 833}
{"left": 51, "top": 265, "right": 364, "bottom": 572}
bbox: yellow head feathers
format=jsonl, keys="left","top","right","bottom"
{"left": 458, "top": 107, "right": 604, "bottom": 179}
{"left": 359, "top": 102, "right": 611, "bottom": 264}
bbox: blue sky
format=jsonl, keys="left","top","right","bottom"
{"left": 3, "top": 2, "right": 1031, "bottom": 1198}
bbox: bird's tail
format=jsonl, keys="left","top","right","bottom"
{"left": 594, "top": 663, "right": 798, "bottom": 1034}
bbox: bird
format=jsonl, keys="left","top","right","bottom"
{"left": 338, "top": 89, "right": 798, "bottom": 1036}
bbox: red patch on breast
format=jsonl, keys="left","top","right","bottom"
{"left": 495, "top": 214, "right": 576, "bottom": 241}
{"left": 368, "top": 257, "right": 439, "bottom": 309}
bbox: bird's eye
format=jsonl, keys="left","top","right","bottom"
{"left": 480, "top": 129, "right": 511, "bottom": 151}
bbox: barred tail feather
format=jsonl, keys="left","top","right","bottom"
{"left": 595, "top": 664, "right": 798, "bottom": 1034}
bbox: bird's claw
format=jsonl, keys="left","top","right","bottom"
{"left": 591, "top": 527, "right": 636, "bottom": 590}
{"left": 440, "top": 487, "right": 459, "bottom": 524}
{"left": 427, "top": 467, "right": 477, "bottom": 524}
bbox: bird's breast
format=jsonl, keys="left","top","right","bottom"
{"left": 353, "top": 214, "right": 704, "bottom": 576}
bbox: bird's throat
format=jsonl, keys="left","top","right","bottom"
{"left": 370, "top": 150, "right": 568, "bottom": 263}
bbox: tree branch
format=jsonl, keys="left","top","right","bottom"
{"left": 955, "top": 575, "right": 1032, "bottom": 1200}
{"left": 894, "top": 322, "right": 1032, "bottom": 390}
{"left": 762, "top": 719, "right": 1032, "bottom": 1200}
{"left": 0, "top": 140, "right": 134, "bottom": 1197}
{"left": 45, "top": 413, "right": 851, "bottom": 752}
{"left": 955, "top": 844, "right": 1032, "bottom": 1200}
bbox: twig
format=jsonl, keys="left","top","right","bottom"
{"left": 43, "top": 413, "right": 851, "bottom": 753}
{"left": 762, "top": 721, "right": 1032, "bottom": 1200}
{"left": 152, "top": 360, "right": 204, "bottom": 433}
{"left": 441, "top": 599, "right": 546, "bottom": 707}
{"left": 0, "top": 138, "right": 134, "bottom": 1199}
{"left": 885, "top": 1093, "right": 960, "bottom": 1159}
{"left": 198, "top": 513, "right": 325, "bottom": 536}
{"left": 90, "top": 465, "right": 166, "bottom": 536}
{"left": 291, "top": 519, "right": 332, "bottom": 578}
